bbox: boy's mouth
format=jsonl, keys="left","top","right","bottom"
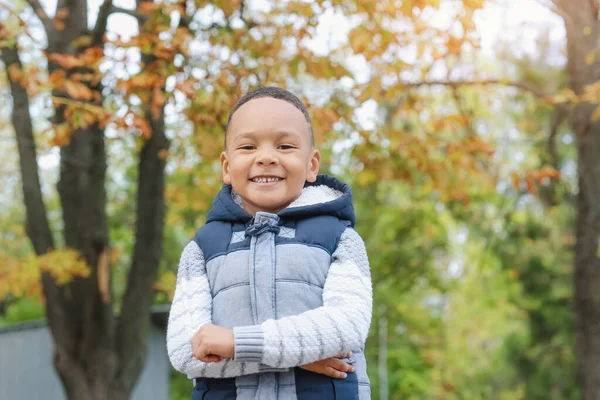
{"left": 250, "top": 176, "right": 284, "bottom": 184}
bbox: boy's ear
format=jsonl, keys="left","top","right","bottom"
{"left": 220, "top": 151, "right": 231, "bottom": 184}
{"left": 306, "top": 149, "right": 321, "bottom": 183}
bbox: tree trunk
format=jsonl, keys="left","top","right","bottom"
{"left": 113, "top": 7, "right": 170, "bottom": 387}
{"left": 560, "top": 3, "right": 600, "bottom": 398}
{"left": 0, "top": 41, "right": 66, "bottom": 351}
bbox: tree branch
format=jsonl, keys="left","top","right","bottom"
{"left": 400, "top": 78, "right": 550, "bottom": 99}
{"left": 548, "top": 107, "right": 567, "bottom": 170}
{"left": 178, "top": 0, "right": 189, "bottom": 29}
{"left": 25, "top": 0, "right": 54, "bottom": 38}
{"left": 0, "top": 42, "right": 72, "bottom": 356}
{"left": 239, "top": 0, "right": 257, "bottom": 29}
{"left": 548, "top": 0, "right": 574, "bottom": 21}
{"left": 589, "top": 0, "right": 600, "bottom": 17}
{"left": 451, "top": 86, "right": 477, "bottom": 137}
{"left": 109, "top": 5, "right": 148, "bottom": 22}
{"left": 1, "top": 44, "right": 54, "bottom": 256}
{"left": 92, "top": 0, "right": 114, "bottom": 47}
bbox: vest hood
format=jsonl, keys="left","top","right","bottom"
{"left": 205, "top": 174, "right": 356, "bottom": 227}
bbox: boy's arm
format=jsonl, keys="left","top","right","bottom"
{"left": 233, "top": 227, "right": 373, "bottom": 369}
{"left": 167, "top": 240, "right": 263, "bottom": 378}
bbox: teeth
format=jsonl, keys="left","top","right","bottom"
{"left": 253, "top": 177, "right": 281, "bottom": 183}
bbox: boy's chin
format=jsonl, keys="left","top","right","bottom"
{"left": 249, "top": 198, "right": 293, "bottom": 214}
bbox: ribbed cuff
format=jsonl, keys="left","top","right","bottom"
{"left": 259, "top": 364, "right": 288, "bottom": 373}
{"left": 233, "top": 325, "right": 264, "bottom": 362}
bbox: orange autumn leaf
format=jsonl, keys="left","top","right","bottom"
{"left": 176, "top": 80, "right": 196, "bottom": 98}
{"left": 79, "top": 47, "right": 105, "bottom": 65}
{"left": 538, "top": 166, "right": 562, "bottom": 180}
{"left": 47, "top": 53, "right": 85, "bottom": 69}
{"left": 7, "top": 64, "right": 23, "bottom": 83}
{"left": 158, "top": 149, "right": 169, "bottom": 160}
{"left": 53, "top": 20, "right": 65, "bottom": 31}
{"left": 133, "top": 115, "right": 152, "bottom": 139}
{"left": 65, "top": 80, "right": 95, "bottom": 101}
{"left": 138, "top": 2, "right": 163, "bottom": 13}
{"left": 151, "top": 85, "right": 166, "bottom": 120}
{"left": 55, "top": 9, "right": 69, "bottom": 19}
{"left": 525, "top": 176, "right": 538, "bottom": 196}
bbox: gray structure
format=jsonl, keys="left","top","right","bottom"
{"left": 0, "top": 307, "right": 170, "bottom": 400}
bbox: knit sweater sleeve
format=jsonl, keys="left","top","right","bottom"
{"left": 233, "top": 227, "right": 373, "bottom": 368}
{"left": 166, "top": 241, "right": 262, "bottom": 378}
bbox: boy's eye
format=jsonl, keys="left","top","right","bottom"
{"left": 238, "top": 145, "right": 255, "bottom": 150}
{"left": 278, "top": 145, "right": 296, "bottom": 150}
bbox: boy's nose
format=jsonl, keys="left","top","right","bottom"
{"left": 256, "top": 150, "right": 278, "bottom": 165}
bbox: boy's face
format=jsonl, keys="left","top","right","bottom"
{"left": 220, "top": 97, "right": 320, "bottom": 216}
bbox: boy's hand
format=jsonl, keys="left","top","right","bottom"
{"left": 191, "top": 323, "right": 234, "bottom": 362}
{"left": 299, "top": 352, "right": 355, "bottom": 379}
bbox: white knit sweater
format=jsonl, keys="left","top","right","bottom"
{"left": 166, "top": 186, "right": 373, "bottom": 378}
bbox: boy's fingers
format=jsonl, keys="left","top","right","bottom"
{"left": 324, "top": 366, "right": 347, "bottom": 379}
{"left": 193, "top": 344, "right": 208, "bottom": 361}
{"left": 327, "top": 358, "right": 355, "bottom": 373}
{"left": 200, "top": 354, "right": 222, "bottom": 363}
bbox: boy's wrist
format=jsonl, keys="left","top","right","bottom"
{"left": 233, "top": 325, "right": 264, "bottom": 362}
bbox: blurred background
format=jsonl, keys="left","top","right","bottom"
{"left": 1, "top": 0, "right": 596, "bottom": 399}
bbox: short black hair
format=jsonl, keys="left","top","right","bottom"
{"left": 225, "top": 86, "right": 314, "bottom": 147}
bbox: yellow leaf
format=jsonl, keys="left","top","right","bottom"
{"left": 463, "top": 0, "right": 484, "bottom": 9}
{"left": 348, "top": 27, "right": 370, "bottom": 54}
{"left": 591, "top": 106, "right": 600, "bottom": 122}
{"left": 417, "top": 41, "right": 426, "bottom": 58}
{"left": 7, "top": 64, "right": 22, "bottom": 83}
{"left": 401, "top": 0, "right": 413, "bottom": 16}
{"left": 220, "top": 0, "right": 234, "bottom": 17}
{"left": 512, "top": 172, "right": 520, "bottom": 190}
{"left": 288, "top": 1, "right": 314, "bottom": 17}
{"left": 586, "top": 49, "right": 596, "bottom": 65}
{"left": 71, "top": 35, "right": 92, "bottom": 48}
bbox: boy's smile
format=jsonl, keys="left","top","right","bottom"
{"left": 220, "top": 96, "right": 320, "bottom": 216}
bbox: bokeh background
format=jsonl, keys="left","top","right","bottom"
{"left": 1, "top": 0, "right": 597, "bottom": 399}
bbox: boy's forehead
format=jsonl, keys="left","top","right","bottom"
{"left": 228, "top": 97, "right": 310, "bottom": 142}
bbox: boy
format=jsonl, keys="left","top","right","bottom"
{"left": 167, "top": 86, "right": 373, "bottom": 399}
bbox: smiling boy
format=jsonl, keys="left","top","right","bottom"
{"left": 167, "top": 87, "right": 373, "bottom": 399}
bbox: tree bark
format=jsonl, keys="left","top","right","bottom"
{"left": 42, "top": 0, "right": 119, "bottom": 396}
{"left": 0, "top": 42, "right": 68, "bottom": 356}
{"left": 1, "top": 46, "right": 54, "bottom": 257}
{"left": 113, "top": 4, "right": 170, "bottom": 390}
{"left": 559, "top": 2, "right": 600, "bottom": 398}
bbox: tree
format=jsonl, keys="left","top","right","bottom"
{"left": 530, "top": 1, "right": 600, "bottom": 397}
